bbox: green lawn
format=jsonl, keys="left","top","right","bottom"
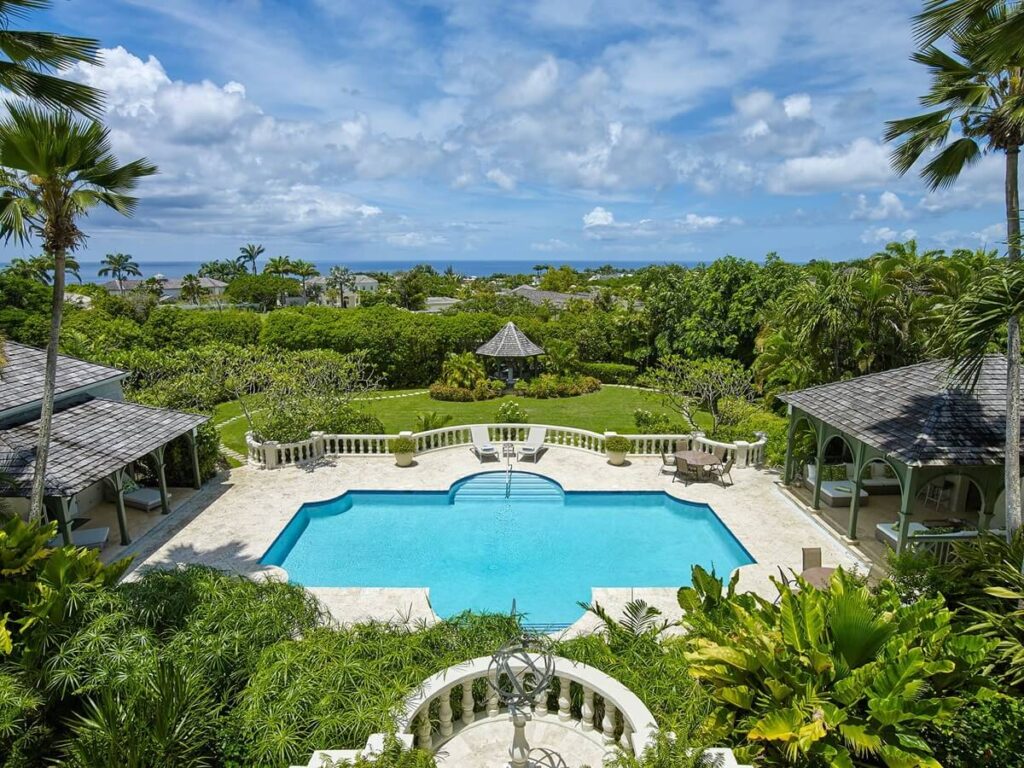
{"left": 212, "top": 386, "right": 708, "bottom": 456}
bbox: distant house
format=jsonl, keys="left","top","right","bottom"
{"left": 308, "top": 273, "right": 380, "bottom": 308}
{"left": 0, "top": 342, "right": 208, "bottom": 549}
{"left": 100, "top": 275, "right": 228, "bottom": 301}
{"left": 421, "top": 296, "right": 461, "bottom": 313}
{"left": 501, "top": 284, "right": 598, "bottom": 309}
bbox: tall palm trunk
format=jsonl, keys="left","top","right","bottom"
{"left": 28, "top": 250, "right": 65, "bottom": 521}
{"left": 1006, "top": 145, "right": 1021, "bottom": 543}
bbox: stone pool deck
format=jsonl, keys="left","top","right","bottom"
{"left": 124, "top": 447, "right": 867, "bottom": 634}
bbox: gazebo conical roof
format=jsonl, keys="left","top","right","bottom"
{"left": 476, "top": 322, "right": 544, "bottom": 357}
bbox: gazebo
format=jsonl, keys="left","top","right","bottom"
{"left": 476, "top": 322, "right": 544, "bottom": 385}
{"left": 778, "top": 356, "right": 1022, "bottom": 552}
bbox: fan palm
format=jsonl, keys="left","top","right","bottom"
{"left": 0, "top": 104, "right": 157, "bottom": 520}
{"left": 178, "top": 274, "right": 206, "bottom": 305}
{"left": 237, "top": 242, "right": 264, "bottom": 275}
{"left": 263, "top": 255, "right": 294, "bottom": 277}
{"left": 97, "top": 252, "right": 140, "bottom": 295}
{"left": 0, "top": 0, "right": 104, "bottom": 117}
{"left": 886, "top": 7, "right": 1024, "bottom": 539}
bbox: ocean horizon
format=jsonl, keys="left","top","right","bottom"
{"left": 0, "top": 257, "right": 749, "bottom": 282}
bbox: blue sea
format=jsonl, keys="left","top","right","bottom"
{"left": 1, "top": 257, "right": 717, "bottom": 283}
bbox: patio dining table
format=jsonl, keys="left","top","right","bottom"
{"left": 674, "top": 449, "right": 722, "bottom": 480}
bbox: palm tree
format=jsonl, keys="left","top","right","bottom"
{"left": 7, "top": 253, "right": 80, "bottom": 283}
{"left": 325, "top": 265, "right": 354, "bottom": 307}
{"left": 237, "top": 242, "right": 264, "bottom": 275}
{"left": 0, "top": 104, "right": 157, "bottom": 520}
{"left": 263, "top": 255, "right": 294, "bottom": 277}
{"left": 290, "top": 259, "right": 318, "bottom": 296}
{"left": 0, "top": 0, "right": 104, "bottom": 117}
{"left": 915, "top": 1, "right": 1024, "bottom": 67}
{"left": 178, "top": 273, "right": 206, "bottom": 305}
{"left": 886, "top": 7, "right": 1024, "bottom": 539}
{"left": 97, "top": 252, "right": 140, "bottom": 294}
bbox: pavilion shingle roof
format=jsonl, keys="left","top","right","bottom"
{"left": 0, "top": 398, "right": 207, "bottom": 497}
{"left": 778, "top": 356, "right": 1021, "bottom": 466}
{"left": 0, "top": 341, "right": 125, "bottom": 414}
{"left": 476, "top": 322, "right": 545, "bottom": 357}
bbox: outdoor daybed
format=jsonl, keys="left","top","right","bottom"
{"left": 803, "top": 465, "right": 869, "bottom": 507}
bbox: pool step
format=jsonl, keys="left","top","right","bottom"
{"left": 451, "top": 472, "right": 564, "bottom": 503}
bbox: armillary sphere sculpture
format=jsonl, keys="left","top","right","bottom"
{"left": 488, "top": 634, "right": 558, "bottom": 768}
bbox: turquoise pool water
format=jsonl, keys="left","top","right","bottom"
{"left": 262, "top": 471, "right": 754, "bottom": 625}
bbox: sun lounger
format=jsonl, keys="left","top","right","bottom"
{"left": 518, "top": 427, "right": 547, "bottom": 462}
{"left": 47, "top": 526, "right": 110, "bottom": 550}
{"left": 470, "top": 426, "right": 498, "bottom": 461}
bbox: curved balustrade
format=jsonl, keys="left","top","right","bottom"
{"left": 397, "top": 654, "right": 658, "bottom": 757}
{"left": 246, "top": 424, "right": 769, "bottom": 471}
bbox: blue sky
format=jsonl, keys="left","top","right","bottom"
{"left": 17, "top": 0, "right": 1012, "bottom": 266}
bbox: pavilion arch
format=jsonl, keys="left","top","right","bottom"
{"left": 913, "top": 471, "right": 987, "bottom": 526}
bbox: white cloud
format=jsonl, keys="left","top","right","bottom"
{"left": 769, "top": 138, "right": 893, "bottom": 194}
{"left": 851, "top": 191, "right": 907, "bottom": 221}
{"left": 498, "top": 56, "right": 560, "bottom": 108}
{"left": 386, "top": 232, "right": 448, "bottom": 247}
{"left": 531, "top": 238, "right": 576, "bottom": 251}
{"left": 860, "top": 226, "right": 917, "bottom": 245}
{"left": 783, "top": 93, "right": 812, "bottom": 120}
{"left": 971, "top": 223, "right": 1006, "bottom": 246}
{"left": 485, "top": 168, "right": 517, "bottom": 190}
{"left": 583, "top": 206, "right": 615, "bottom": 228}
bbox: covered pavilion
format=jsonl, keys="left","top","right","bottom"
{"left": 778, "top": 356, "right": 1021, "bottom": 552}
{"left": 476, "top": 321, "right": 544, "bottom": 384}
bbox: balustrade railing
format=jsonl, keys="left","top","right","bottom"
{"left": 245, "top": 425, "right": 769, "bottom": 471}
{"left": 397, "top": 655, "right": 658, "bottom": 757}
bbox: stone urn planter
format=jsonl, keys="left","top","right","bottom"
{"left": 605, "top": 436, "right": 632, "bottom": 466}
{"left": 392, "top": 437, "right": 416, "bottom": 467}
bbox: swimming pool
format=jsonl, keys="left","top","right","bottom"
{"left": 262, "top": 471, "right": 754, "bottom": 625}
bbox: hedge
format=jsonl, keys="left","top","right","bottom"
{"left": 576, "top": 361, "right": 637, "bottom": 384}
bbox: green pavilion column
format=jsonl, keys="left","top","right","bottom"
{"left": 186, "top": 428, "right": 202, "bottom": 490}
{"left": 847, "top": 443, "right": 866, "bottom": 540}
{"left": 44, "top": 496, "right": 73, "bottom": 546}
{"left": 811, "top": 422, "right": 826, "bottom": 511}
{"left": 896, "top": 467, "right": 917, "bottom": 553}
{"left": 783, "top": 408, "right": 797, "bottom": 485}
{"left": 106, "top": 468, "right": 131, "bottom": 546}
{"left": 148, "top": 444, "right": 171, "bottom": 515}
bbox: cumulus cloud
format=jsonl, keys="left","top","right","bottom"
{"left": 582, "top": 206, "right": 739, "bottom": 240}
{"left": 971, "top": 223, "right": 1006, "bottom": 246}
{"left": 486, "top": 168, "right": 517, "bottom": 190}
{"left": 851, "top": 191, "right": 907, "bottom": 221}
{"left": 531, "top": 238, "right": 576, "bottom": 251}
{"left": 860, "top": 226, "right": 917, "bottom": 245}
{"left": 769, "top": 138, "right": 893, "bottom": 194}
{"left": 582, "top": 206, "right": 616, "bottom": 228}
{"left": 386, "top": 232, "right": 449, "bottom": 247}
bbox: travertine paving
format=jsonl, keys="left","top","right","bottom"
{"left": 128, "top": 447, "right": 867, "bottom": 629}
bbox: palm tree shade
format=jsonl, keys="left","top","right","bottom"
{"left": 238, "top": 242, "right": 264, "bottom": 275}
{"left": 0, "top": 104, "right": 157, "bottom": 520}
{"left": 97, "top": 251, "right": 141, "bottom": 294}
{"left": 886, "top": 7, "right": 1024, "bottom": 540}
{"left": 0, "top": 0, "right": 105, "bottom": 118}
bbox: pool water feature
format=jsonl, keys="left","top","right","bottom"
{"left": 262, "top": 471, "right": 754, "bottom": 626}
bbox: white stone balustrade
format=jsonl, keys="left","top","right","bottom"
{"left": 247, "top": 423, "right": 769, "bottom": 471}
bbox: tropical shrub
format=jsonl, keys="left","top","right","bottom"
{"left": 633, "top": 409, "right": 685, "bottom": 433}
{"left": 440, "top": 352, "right": 486, "bottom": 388}
{"left": 142, "top": 306, "right": 262, "bottom": 348}
{"left": 414, "top": 411, "right": 453, "bottom": 432}
{"left": 164, "top": 420, "right": 221, "bottom": 485}
{"left": 224, "top": 273, "right": 301, "bottom": 311}
{"left": 712, "top": 397, "right": 788, "bottom": 466}
{"left": 495, "top": 400, "right": 528, "bottom": 423}
{"left": 925, "top": 694, "right": 1024, "bottom": 768}
{"left": 513, "top": 373, "right": 600, "bottom": 398}
{"left": 677, "top": 566, "right": 992, "bottom": 767}
{"left": 577, "top": 361, "right": 637, "bottom": 384}
{"left": 428, "top": 379, "right": 502, "bottom": 402}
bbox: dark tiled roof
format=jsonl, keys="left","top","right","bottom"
{"left": 0, "top": 398, "right": 207, "bottom": 497}
{"left": 778, "top": 356, "right": 1021, "bottom": 466}
{"left": 476, "top": 322, "right": 545, "bottom": 357}
{"left": 0, "top": 342, "right": 125, "bottom": 414}
{"left": 101, "top": 277, "right": 227, "bottom": 291}
{"left": 506, "top": 285, "right": 597, "bottom": 307}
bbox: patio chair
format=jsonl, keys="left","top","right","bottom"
{"left": 659, "top": 449, "right": 676, "bottom": 475}
{"left": 470, "top": 426, "right": 498, "bottom": 462}
{"left": 518, "top": 427, "right": 548, "bottom": 462}
{"left": 709, "top": 457, "right": 734, "bottom": 486}
{"left": 672, "top": 457, "right": 698, "bottom": 485}
{"left": 802, "top": 547, "right": 822, "bottom": 572}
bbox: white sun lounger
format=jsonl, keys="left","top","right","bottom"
{"left": 518, "top": 427, "right": 548, "bottom": 462}
{"left": 47, "top": 526, "right": 110, "bottom": 550}
{"left": 470, "top": 426, "right": 498, "bottom": 461}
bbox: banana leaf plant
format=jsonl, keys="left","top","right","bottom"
{"left": 677, "top": 566, "right": 992, "bottom": 767}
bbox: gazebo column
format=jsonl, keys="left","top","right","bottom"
{"left": 44, "top": 496, "right": 73, "bottom": 546}
{"left": 185, "top": 428, "right": 202, "bottom": 490}
{"left": 896, "top": 467, "right": 919, "bottom": 553}
{"left": 106, "top": 468, "right": 131, "bottom": 545}
{"left": 811, "top": 422, "right": 826, "bottom": 511}
{"left": 148, "top": 444, "right": 171, "bottom": 515}
{"left": 847, "top": 443, "right": 867, "bottom": 541}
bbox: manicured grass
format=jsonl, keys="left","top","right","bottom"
{"left": 212, "top": 386, "right": 709, "bottom": 456}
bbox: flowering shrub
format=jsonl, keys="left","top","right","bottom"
{"left": 495, "top": 400, "right": 528, "bottom": 423}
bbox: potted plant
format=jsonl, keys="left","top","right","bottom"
{"left": 605, "top": 435, "right": 632, "bottom": 466}
{"left": 392, "top": 436, "right": 416, "bottom": 467}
